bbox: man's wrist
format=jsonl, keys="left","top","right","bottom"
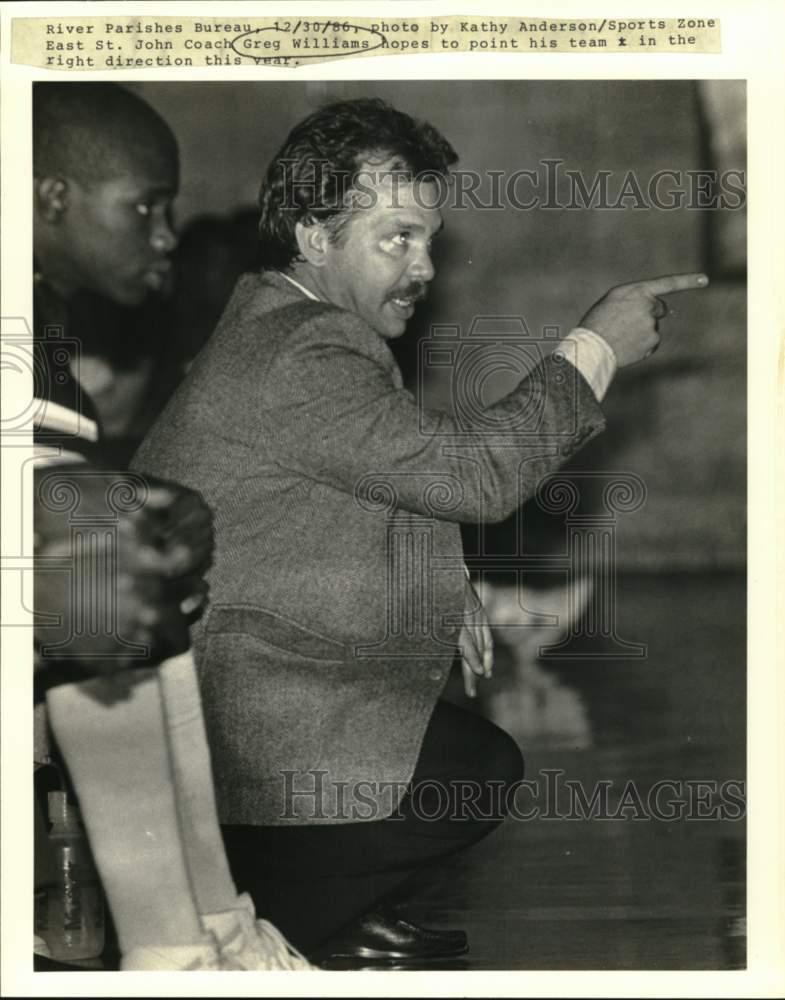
{"left": 552, "top": 327, "right": 618, "bottom": 402}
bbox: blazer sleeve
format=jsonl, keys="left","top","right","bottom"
{"left": 262, "top": 304, "right": 606, "bottom": 523}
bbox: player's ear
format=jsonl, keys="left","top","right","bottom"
{"left": 34, "top": 177, "right": 69, "bottom": 222}
{"left": 294, "top": 218, "right": 331, "bottom": 268}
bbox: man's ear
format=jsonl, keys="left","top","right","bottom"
{"left": 294, "top": 219, "right": 331, "bottom": 268}
{"left": 35, "top": 177, "right": 69, "bottom": 223}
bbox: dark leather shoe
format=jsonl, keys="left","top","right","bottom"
{"left": 315, "top": 906, "right": 469, "bottom": 962}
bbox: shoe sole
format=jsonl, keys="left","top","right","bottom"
{"left": 324, "top": 942, "right": 469, "bottom": 961}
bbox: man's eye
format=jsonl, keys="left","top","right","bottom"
{"left": 391, "top": 232, "right": 410, "bottom": 246}
{"left": 135, "top": 203, "right": 152, "bottom": 217}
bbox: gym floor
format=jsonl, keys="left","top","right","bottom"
{"left": 392, "top": 571, "right": 746, "bottom": 971}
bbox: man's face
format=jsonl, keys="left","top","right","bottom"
{"left": 317, "top": 171, "right": 443, "bottom": 340}
{"left": 56, "top": 143, "right": 179, "bottom": 307}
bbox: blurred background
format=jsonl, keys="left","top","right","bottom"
{"left": 76, "top": 80, "right": 745, "bottom": 969}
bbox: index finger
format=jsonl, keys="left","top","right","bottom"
{"left": 634, "top": 273, "right": 710, "bottom": 297}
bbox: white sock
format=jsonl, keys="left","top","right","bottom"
{"left": 121, "top": 931, "right": 224, "bottom": 971}
{"left": 45, "top": 671, "right": 206, "bottom": 954}
{"left": 158, "top": 652, "right": 239, "bottom": 915}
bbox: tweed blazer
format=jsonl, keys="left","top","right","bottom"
{"left": 132, "top": 270, "right": 605, "bottom": 824}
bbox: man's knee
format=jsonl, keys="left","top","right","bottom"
{"left": 487, "top": 723, "right": 525, "bottom": 791}
{"left": 451, "top": 727, "right": 523, "bottom": 829}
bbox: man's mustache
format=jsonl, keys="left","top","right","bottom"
{"left": 386, "top": 282, "right": 428, "bottom": 304}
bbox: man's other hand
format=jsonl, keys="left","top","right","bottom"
{"left": 459, "top": 577, "right": 494, "bottom": 699}
{"left": 579, "top": 273, "right": 709, "bottom": 367}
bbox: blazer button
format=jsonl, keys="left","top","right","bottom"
{"left": 429, "top": 668, "right": 444, "bottom": 682}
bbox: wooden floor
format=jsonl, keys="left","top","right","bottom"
{"left": 390, "top": 572, "right": 746, "bottom": 971}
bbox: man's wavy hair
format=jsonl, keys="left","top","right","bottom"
{"left": 258, "top": 98, "right": 458, "bottom": 271}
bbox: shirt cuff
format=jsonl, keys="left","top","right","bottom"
{"left": 552, "top": 327, "right": 618, "bottom": 403}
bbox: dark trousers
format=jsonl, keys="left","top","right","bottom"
{"left": 221, "top": 698, "right": 524, "bottom": 953}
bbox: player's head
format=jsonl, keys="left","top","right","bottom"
{"left": 258, "top": 98, "right": 457, "bottom": 338}
{"left": 33, "top": 83, "right": 179, "bottom": 306}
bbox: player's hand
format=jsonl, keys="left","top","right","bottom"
{"left": 579, "top": 273, "right": 709, "bottom": 367}
{"left": 458, "top": 577, "right": 494, "bottom": 699}
{"left": 134, "top": 476, "right": 215, "bottom": 584}
{"left": 34, "top": 468, "right": 214, "bottom": 680}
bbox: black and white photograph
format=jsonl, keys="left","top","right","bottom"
{"left": 1, "top": 3, "right": 782, "bottom": 997}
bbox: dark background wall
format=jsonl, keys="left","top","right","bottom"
{"left": 130, "top": 80, "right": 746, "bottom": 570}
